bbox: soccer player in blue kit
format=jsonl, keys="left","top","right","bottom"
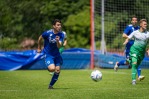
{"left": 37, "top": 19, "right": 64, "bottom": 89}
{"left": 114, "top": 16, "right": 145, "bottom": 81}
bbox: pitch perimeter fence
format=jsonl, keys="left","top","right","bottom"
{"left": 0, "top": 48, "right": 149, "bottom": 71}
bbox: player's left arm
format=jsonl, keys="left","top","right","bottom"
{"left": 146, "top": 32, "right": 149, "bottom": 56}
{"left": 63, "top": 38, "right": 67, "bottom": 47}
{"left": 145, "top": 32, "right": 149, "bottom": 56}
{"left": 62, "top": 31, "right": 67, "bottom": 47}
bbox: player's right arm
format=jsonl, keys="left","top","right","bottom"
{"left": 123, "top": 38, "right": 130, "bottom": 45}
{"left": 122, "top": 33, "right": 128, "bottom": 39}
{"left": 55, "top": 36, "right": 62, "bottom": 48}
{"left": 37, "top": 35, "right": 43, "bottom": 53}
{"left": 123, "top": 32, "right": 135, "bottom": 45}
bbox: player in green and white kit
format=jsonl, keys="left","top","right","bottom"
{"left": 59, "top": 31, "right": 67, "bottom": 54}
{"left": 123, "top": 19, "right": 149, "bottom": 85}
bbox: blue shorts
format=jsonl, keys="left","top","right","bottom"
{"left": 44, "top": 54, "right": 63, "bottom": 67}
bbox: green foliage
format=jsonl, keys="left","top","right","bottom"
{"left": 107, "top": 34, "right": 125, "bottom": 50}
{"left": 0, "top": 37, "right": 20, "bottom": 50}
{"left": 0, "top": 0, "right": 90, "bottom": 50}
{"left": 104, "top": 12, "right": 129, "bottom": 46}
{"left": 64, "top": 7, "right": 90, "bottom": 48}
{"left": 1, "top": 0, "right": 149, "bottom": 50}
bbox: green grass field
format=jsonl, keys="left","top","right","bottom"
{"left": 0, "top": 69, "right": 149, "bottom": 99}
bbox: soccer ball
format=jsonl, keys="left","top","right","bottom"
{"left": 91, "top": 70, "right": 102, "bottom": 82}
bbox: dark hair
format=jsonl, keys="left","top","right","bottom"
{"left": 52, "top": 19, "right": 61, "bottom": 25}
{"left": 131, "top": 15, "right": 137, "bottom": 20}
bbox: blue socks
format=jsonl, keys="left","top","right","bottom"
{"left": 117, "top": 60, "right": 126, "bottom": 66}
{"left": 137, "top": 66, "right": 141, "bottom": 77}
{"left": 49, "top": 72, "right": 60, "bottom": 87}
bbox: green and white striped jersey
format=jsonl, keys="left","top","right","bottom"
{"left": 128, "top": 30, "right": 149, "bottom": 56}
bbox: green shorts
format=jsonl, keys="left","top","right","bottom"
{"left": 129, "top": 52, "right": 144, "bottom": 66}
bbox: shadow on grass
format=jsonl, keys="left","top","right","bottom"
{"left": 49, "top": 88, "right": 70, "bottom": 90}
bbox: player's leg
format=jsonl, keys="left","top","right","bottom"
{"left": 137, "top": 66, "right": 141, "bottom": 77}
{"left": 48, "top": 56, "right": 63, "bottom": 89}
{"left": 47, "top": 65, "right": 56, "bottom": 89}
{"left": 47, "top": 64, "right": 55, "bottom": 72}
{"left": 114, "top": 51, "right": 129, "bottom": 71}
{"left": 48, "top": 64, "right": 55, "bottom": 76}
{"left": 44, "top": 55, "right": 55, "bottom": 89}
{"left": 49, "top": 66, "right": 60, "bottom": 89}
{"left": 137, "top": 63, "right": 145, "bottom": 81}
{"left": 44, "top": 55, "right": 55, "bottom": 72}
{"left": 49, "top": 47, "right": 64, "bottom": 76}
{"left": 114, "top": 60, "right": 126, "bottom": 71}
{"left": 44, "top": 55, "right": 55, "bottom": 76}
{"left": 131, "top": 57, "right": 139, "bottom": 85}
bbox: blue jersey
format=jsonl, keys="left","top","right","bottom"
{"left": 124, "top": 24, "right": 140, "bottom": 52}
{"left": 42, "top": 29, "right": 64, "bottom": 56}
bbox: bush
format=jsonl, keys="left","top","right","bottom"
{"left": 0, "top": 37, "right": 20, "bottom": 50}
